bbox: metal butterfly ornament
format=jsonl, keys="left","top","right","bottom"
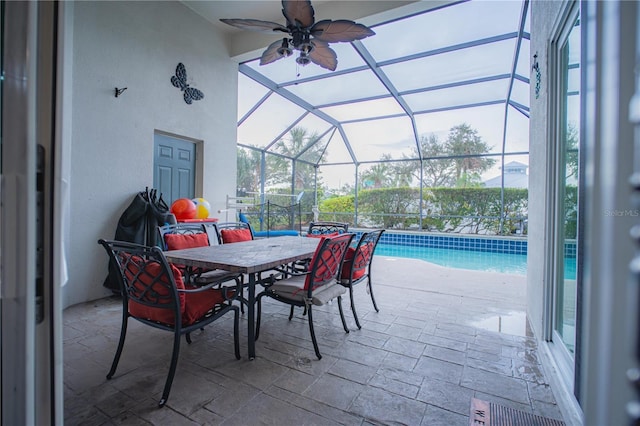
{"left": 170, "top": 63, "right": 204, "bottom": 105}
{"left": 220, "top": 0, "right": 375, "bottom": 71}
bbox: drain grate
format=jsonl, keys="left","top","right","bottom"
{"left": 469, "top": 398, "right": 566, "bottom": 426}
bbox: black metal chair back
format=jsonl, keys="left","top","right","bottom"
{"left": 307, "top": 221, "right": 349, "bottom": 235}
{"left": 157, "top": 222, "right": 210, "bottom": 250}
{"left": 305, "top": 233, "right": 354, "bottom": 295}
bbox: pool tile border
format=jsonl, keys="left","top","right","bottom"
{"left": 353, "top": 230, "right": 576, "bottom": 258}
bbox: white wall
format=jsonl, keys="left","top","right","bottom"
{"left": 63, "top": 1, "right": 238, "bottom": 307}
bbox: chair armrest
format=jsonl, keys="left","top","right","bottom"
{"left": 178, "top": 279, "right": 241, "bottom": 302}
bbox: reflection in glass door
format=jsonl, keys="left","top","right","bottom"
{"left": 556, "top": 13, "right": 580, "bottom": 355}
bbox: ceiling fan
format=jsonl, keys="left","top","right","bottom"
{"left": 220, "top": 0, "right": 375, "bottom": 71}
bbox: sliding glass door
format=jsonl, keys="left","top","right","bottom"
{"left": 548, "top": 2, "right": 581, "bottom": 393}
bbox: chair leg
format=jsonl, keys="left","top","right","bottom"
{"left": 158, "top": 328, "right": 182, "bottom": 407}
{"left": 306, "top": 305, "right": 322, "bottom": 360}
{"left": 186, "top": 332, "right": 192, "bottom": 344}
{"left": 237, "top": 276, "right": 245, "bottom": 314}
{"left": 288, "top": 305, "right": 295, "bottom": 321}
{"left": 349, "top": 286, "right": 362, "bottom": 330}
{"left": 232, "top": 306, "right": 241, "bottom": 359}
{"left": 106, "top": 311, "right": 128, "bottom": 380}
{"left": 368, "top": 276, "right": 379, "bottom": 312}
{"left": 337, "top": 295, "right": 350, "bottom": 333}
{"left": 255, "top": 293, "right": 263, "bottom": 341}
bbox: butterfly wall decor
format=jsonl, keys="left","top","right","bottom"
{"left": 170, "top": 63, "right": 204, "bottom": 105}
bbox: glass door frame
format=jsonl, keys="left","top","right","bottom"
{"left": 544, "top": 0, "right": 581, "bottom": 398}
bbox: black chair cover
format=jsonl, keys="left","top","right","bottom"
{"left": 103, "top": 188, "right": 176, "bottom": 291}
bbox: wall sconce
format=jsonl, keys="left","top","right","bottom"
{"left": 532, "top": 53, "right": 541, "bottom": 99}
{"left": 114, "top": 87, "right": 127, "bottom": 98}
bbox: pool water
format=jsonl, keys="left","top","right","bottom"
{"left": 375, "top": 243, "right": 578, "bottom": 279}
{"left": 375, "top": 243, "right": 527, "bottom": 274}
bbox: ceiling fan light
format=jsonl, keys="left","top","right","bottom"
{"left": 298, "top": 42, "right": 313, "bottom": 55}
{"left": 277, "top": 39, "right": 292, "bottom": 57}
{"left": 296, "top": 53, "right": 311, "bottom": 66}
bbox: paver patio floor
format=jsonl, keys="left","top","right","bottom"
{"left": 64, "top": 256, "right": 565, "bottom": 425}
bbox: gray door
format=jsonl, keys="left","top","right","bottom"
{"left": 153, "top": 133, "right": 196, "bottom": 205}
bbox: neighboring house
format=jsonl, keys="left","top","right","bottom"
{"left": 483, "top": 161, "right": 529, "bottom": 188}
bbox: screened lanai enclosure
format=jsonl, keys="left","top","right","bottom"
{"left": 235, "top": 0, "right": 543, "bottom": 237}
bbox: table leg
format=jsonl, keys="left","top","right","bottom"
{"left": 247, "top": 273, "right": 256, "bottom": 360}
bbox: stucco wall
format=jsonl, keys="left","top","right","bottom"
{"left": 528, "top": 0, "right": 566, "bottom": 339}
{"left": 63, "top": 1, "right": 238, "bottom": 307}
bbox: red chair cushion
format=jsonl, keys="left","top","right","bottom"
{"left": 182, "top": 287, "right": 233, "bottom": 325}
{"left": 164, "top": 233, "right": 209, "bottom": 250}
{"left": 304, "top": 235, "right": 350, "bottom": 290}
{"left": 123, "top": 255, "right": 231, "bottom": 326}
{"left": 220, "top": 228, "right": 252, "bottom": 243}
{"left": 341, "top": 243, "right": 373, "bottom": 281}
{"left": 125, "top": 258, "right": 186, "bottom": 325}
{"left": 163, "top": 233, "right": 210, "bottom": 274}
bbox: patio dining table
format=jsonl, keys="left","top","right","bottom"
{"left": 164, "top": 235, "right": 320, "bottom": 359}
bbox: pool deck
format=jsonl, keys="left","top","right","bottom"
{"left": 63, "top": 256, "right": 567, "bottom": 425}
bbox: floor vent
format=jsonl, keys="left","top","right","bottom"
{"left": 470, "top": 397, "right": 566, "bottom": 426}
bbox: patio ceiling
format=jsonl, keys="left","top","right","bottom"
{"left": 192, "top": 0, "right": 531, "bottom": 170}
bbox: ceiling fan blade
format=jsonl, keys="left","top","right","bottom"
{"left": 220, "top": 18, "right": 288, "bottom": 34}
{"left": 282, "top": 0, "right": 315, "bottom": 28}
{"left": 311, "top": 19, "right": 376, "bottom": 43}
{"left": 308, "top": 40, "right": 337, "bottom": 71}
{"left": 260, "top": 39, "right": 288, "bottom": 66}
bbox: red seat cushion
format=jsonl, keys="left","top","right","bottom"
{"left": 220, "top": 228, "right": 252, "bottom": 243}
{"left": 164, "top": 233, "right": 209, "bottom": 250}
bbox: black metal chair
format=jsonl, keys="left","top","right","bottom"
{"left": 157, "top": 223, "right": 241, "bottom": 287}
{"left": 337, "top": 229, "right": 385, "bottom": 330}
{"left": 307, "top": 221, "right": 349, "bottom": 236}
{"left": 98, "top": 239, "right": 241, "bottom": 407}
{"left": 255, "top": 233, "right": 355, "bottom": 359}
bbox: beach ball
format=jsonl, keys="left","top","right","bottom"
{"left": 192, "top": 197, "right": 211, "bottom": 219}
{"left": 170, "top": 198, "right": 197, "bottom": 221}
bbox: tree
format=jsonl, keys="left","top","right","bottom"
{"left": 411, "top": 133, "right": 456, "bottom": 188}
{"left": 360, "top": 159, "right": 393, "bottom": 189}
{"left": 270, "top": 127, "right": 325, "bottom": 190}
{"left": 445, "top": 123, "right": 496, "bottom": 187}
{"left": 236, "top": 147, "right": 261, "bottom": 195}
{"left": 565, "top": 123, "right": 579, "bottom": 180}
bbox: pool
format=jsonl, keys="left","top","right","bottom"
{"left": 375, "top": 243, "right": 528, "bottom": 275}
{"left": 355, "top": 231, "right": 577, "bottom": 278}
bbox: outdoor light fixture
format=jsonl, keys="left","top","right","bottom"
{"left": 532, "top": 52, "right": 541, "bottom": 99}
{"left": 114, "top": 87, "right": 127, "bottom": 97}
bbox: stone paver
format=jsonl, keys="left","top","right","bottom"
{"left": 64, "top": 257, "right": 564, "bottom": 425}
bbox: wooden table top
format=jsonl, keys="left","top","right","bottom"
{"left": 164, "top": 236, "right": 320, "bottom": 274}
